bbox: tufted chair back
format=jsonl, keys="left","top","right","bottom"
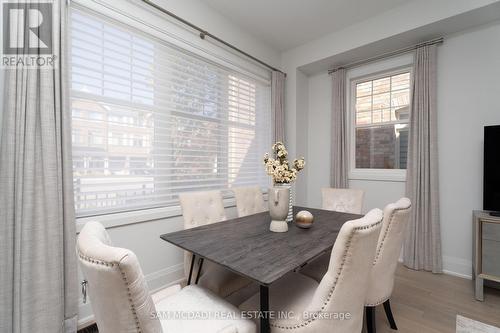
{"left": 233, "top": 186, "right": 267, "bottom": 217}
{"left": 321, "top": 188, "right": 364, "bottom": 214}
{"left": 301, "top": 208, "right": 383, "bottom": 332}
{"left": 77, "top": 221, "right": 162, "bottom": 333}
{"left": 179, "top": 190, "right": 227, "bottom": 277}
{"left": 365, "top": 198, "right": 411, "bottom": 306}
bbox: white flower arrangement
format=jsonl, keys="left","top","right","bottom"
{"left": 263, "top": 142, "right": 305, "bottom": 184}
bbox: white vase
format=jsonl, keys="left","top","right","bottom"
{"left": 274, "top": 183, "right": 293, "bottom": 223}
{"left": 268, "top": 186, "right": 289, "bottom": 232}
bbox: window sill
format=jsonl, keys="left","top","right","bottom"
{"left": 75, "top": 192, "right": 269, "bottom": 232}
{"left": 75, "top": 197, "right": 237, "bottom": 233}
{"left": 349, "top": 169, "right": 406, "bottom": 182}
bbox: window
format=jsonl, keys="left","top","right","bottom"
{"left": 352, "top": 70, "right": 410, "bottom": 172}
{"left": 70, "top": 8, "right": 271, "bottom": 217}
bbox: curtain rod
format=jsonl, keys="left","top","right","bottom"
{"left": 328, "top": 37, "right": 444, "bottom": 74}
{"left": 140, "top": 0, "right": 286, "bottom": 76}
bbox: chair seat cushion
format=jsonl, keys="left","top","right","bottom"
{"left": 298, "top": 253, "right": 330, "bottom": 283}
{"left": 199, "top": 262, "right": 253, "bottom": 299}
{"left": 239, "top": 273, "right": 318, "bottom": 328}
{"left": 155, "top": 285, "right": 256, "bottom": 333}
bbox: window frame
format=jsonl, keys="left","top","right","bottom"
{"left": 348, "top": 66, "right": 412, "bottom": 182}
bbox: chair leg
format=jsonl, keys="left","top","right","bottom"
{"left": 383, "top": 300, "right": 398, "bottom": 330}
{"left": 366, "top": 306, "right": 376, "bottom": 333}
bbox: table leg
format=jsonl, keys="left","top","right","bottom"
{"left": 260, "top": 285, "right": 270, "bottom": 333}
{"left": 195, "top": 258, "right": 204, "bottom": 284}
{"left": 187, "top": 254, "right": 196, "bottom": 285}
{"left": 475, "top": 276, "right": 484, "bottom": 301}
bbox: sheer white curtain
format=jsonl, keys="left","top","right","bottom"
{"left": 0, "top": 2, "right": 78, "bottom": 332}
{"left": 330, "top": 68, "right": 348, "bottom": 188}
{"left": 272, "top": 71, "right": 285, "bottom": 143}
{"left": 0, "top": 69, "right": 3, "bottom": 140}
{"left": 403, "top": 44, "right": 442, "bottom": 273}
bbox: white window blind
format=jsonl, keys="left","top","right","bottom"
{"left": 70, "top": 7, "right": 271, "bottom": 217}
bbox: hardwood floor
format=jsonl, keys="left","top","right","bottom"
{"left": 368, "top": 265, "right": 500, "bottom": 333}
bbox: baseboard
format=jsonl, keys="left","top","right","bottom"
{"left": 146, "top": 263, "right": 185, "bottom": 292}
{"left": 77, "top": 264, "right": 185, "bottom": 328}
{"left": 77, "top": 302, "right": 94, "bottom": 329}
{"left": 442, "top": 255, "right": 472, "bottom": 280}
{"left": 443, "top": 269, "right": 472, "bottom": 280}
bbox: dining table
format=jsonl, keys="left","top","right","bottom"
{"left": 160, "top": 206, "right": 362, "bottom": 333}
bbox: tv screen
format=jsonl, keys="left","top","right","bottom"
{"left": 484, "top": 125, "right": 500, "bottom": 212}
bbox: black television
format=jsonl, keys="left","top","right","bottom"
{"left": 484, "top": 125, "right": 500, "bottom": 216}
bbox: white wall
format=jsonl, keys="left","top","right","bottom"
{"left": 437, "top": 21, "right": 500, "bottom": 277}
{"left": 75, "top": 0, "right": 281, "bottom": 326}
{"left": 153, "top": 0, "right": 279, "bottom": 67}
{"left": 305, "top": 72, "right": 330, "bottom": 208}
{"left": 299, "top": 20, "right": 500, "bottom": 278}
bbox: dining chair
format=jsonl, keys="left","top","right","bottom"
{"left": 300, "top": 188, "right": 366, "bottom": 282}
{"left": 233, "top": 186, "right": 267, "bottom": 217}
{"left": 77, "top": 221, "right": 255, "bottom": 333}
{"left": 321, "top": 187, "right": 365, "bottom": 214}
{"left": 179, "top": 190, "right": 253, "bottom": 300}
{"left": 365, "top": 198, "right": 411, "bottom": 333}
{"left": 239, "top": 208, "right": 384, "bottom": 333}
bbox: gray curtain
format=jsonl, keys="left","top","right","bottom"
{"left": 330, "top": 68, "right": 348, "bottom": 188}
{"left": 403, "top": 44, "right": 443, "bottom": 273}
{"left": 0, "top": 2, "right": 78, "bottom": 332}
{"left": 271, "top": 71, "right": 285, "bottom": 143}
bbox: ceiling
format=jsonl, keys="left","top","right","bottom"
{"left": 199, "top": 0, "right": 413, "bottom": 51}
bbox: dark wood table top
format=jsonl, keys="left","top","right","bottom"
{"left": 160, "top": 206, "right": 362, "bottom": 286}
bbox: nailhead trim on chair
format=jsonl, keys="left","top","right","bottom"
{"left": 78, "top": 251, "right": 143, "bottom": 333}
{"left": 270, "top": 220, "right": 382, "bottom": 330}
{"left": 365, "top": 204, "right": 411, "bottom": 307}
{"left": 372, "top": 204, "right": 412, "bottom": 265}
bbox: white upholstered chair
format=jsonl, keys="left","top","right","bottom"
{"left": 300, "top": 188, "right": 366, "bottom": 282}
{"left": 365, "top": 198, "right": 411, "bottom": 333}
{"left": 179, "top": 190, "right": 253, "bottom": 301}
{"left": 321, "top": 188, "right": 365, "bottom": 214}
{"left": 239, "top": 208, "right": 383, "bottom": 333}
{"left": 77, "top": 221, "right": 255, "bottom": 333}
{"left": 233, "top": 186, "right": 267, "bottom": 217}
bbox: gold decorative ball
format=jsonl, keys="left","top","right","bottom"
{"left": 295, "top": 210, "right": 314, "bottom": 229}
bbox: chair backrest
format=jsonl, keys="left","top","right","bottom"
{"left": 321, "top": 188, "right": 364, "bottom": 214}
{"left": 303, "top": 208, "right": 383, "bottom": 332}
{"left": 179, "top": 190, "right": 227, "bottom": 229}
{"left": 365, "top": 197, "right": 411, "bottom": 306}
{"left": 77, "top": 221, "right": 162, "bottom": 333}
{"left": 233, "top": 186, "right": 267, "bottom": 217}
{"left": 179, "top": 190, "right": 226, "bottom": 277}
